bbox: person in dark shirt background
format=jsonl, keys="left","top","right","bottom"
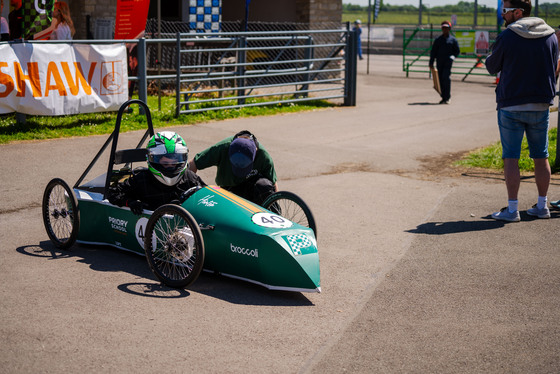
{"left": 8, "top": 0, "right": 22, "bottom": 40}
{"left": 429, "top": 20, "right": 460, "bottom": 104}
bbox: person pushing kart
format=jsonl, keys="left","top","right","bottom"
{"left": 188, "top": 130, "right": 277, "bottom": 206}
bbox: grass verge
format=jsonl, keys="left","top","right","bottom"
{"left": 455, "top": 127, "right": 559, "bottom": 174}
{"left": 342, "top": 11, "right": 560, "bottom": 28}
{"left": 0, "top": 95, "right": 334, "bottom": 144}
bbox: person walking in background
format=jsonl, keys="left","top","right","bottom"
{"left": 429, "top": 20, "right": 460, "bottom": 104}
{"left": 353, "top": 19, "right": 363, "bottom": 60}
{"left": 486, "top": 0, "right": 558, "bottom": 222}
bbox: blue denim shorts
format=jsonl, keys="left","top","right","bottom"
{"left": 497, "top": 109, "right": 549, "bottom": 159}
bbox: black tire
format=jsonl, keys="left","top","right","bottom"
{"left": 144, "top": 204, "right": 205, "bottom": 288}
{"left": 262, "top": 191, "right": 317, "bottom": 238}
{"left": 42, "top": 178, "right": 79, "bottom": 249}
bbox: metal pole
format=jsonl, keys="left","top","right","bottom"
{"left": 243, "top": 0, "right": 251, "bottom": 31}
{"left": 16, "top": 112, "right": 26, "bottom": 124}
{"left": 344, "top": 30, "right": 357, "bottom": 106}
{"left": 418, "top": 0, "right": 422, "bottom": 26}
{"left": 554, "top": 92, "right": 560, "bottom": 170}
{"left": 534, "top": 0, "right": 539, "bottom": 17}
{"left": 138, "top": 38, "right": 147, "bottom": 114}
{"left": 157, "top": 0, "right": 162, "bottom": 111}
{"left": 237, "top": 37, "right": 247, "bottom": 106}
{"left": 474, "top": 0, "right": 478, "bottom": 27}
{"left": 367, "top": 0, "right": 371, "bottom": 75}
{"left": 301, "top": 36, "right": 313, "bottom": 97}
{"left": 175, "top": 32, "right": 181, "bottom": 118}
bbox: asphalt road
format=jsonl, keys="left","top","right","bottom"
{"left": 1, "top": 55, "right": 559, "bottom": 373}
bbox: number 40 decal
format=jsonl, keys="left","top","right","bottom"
{"left": 251, "top": 212, "right": 293, "bottom": 229}
{"left": 135, "top": 217, "right": 150, "bottom": 248}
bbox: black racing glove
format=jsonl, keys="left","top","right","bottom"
{"left": 127, "top": 200, "right": 144, "bottom": 215}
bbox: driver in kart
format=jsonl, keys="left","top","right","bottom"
{"left": 188, "top": 130, "right": 277, "bottom": 205}
{"left": 108, "top": 131, "right": 205, "bottom": 215}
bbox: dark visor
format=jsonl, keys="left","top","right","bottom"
{"left": 149, "top": 153, "right": 187, "bottom": 177}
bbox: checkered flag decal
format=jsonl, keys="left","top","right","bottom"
{"left": 286, "top": 234, "right": 313, "bottom": 256}
{"left": 188, "top": 0, "right": 221, "bottom": 33}
{"left": 22, "top": 0, "right": 54, "bottom": 39}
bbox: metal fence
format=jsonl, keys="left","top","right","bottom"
{"left": 136, "top": 21, "right": 357, "bottom": 116}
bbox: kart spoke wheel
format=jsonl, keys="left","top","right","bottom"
{"left": 262, "top": 191, "right": 317, "bottom": 238}
{"left": 42, "top": 178, "right": 79, "bottom": 249}
{"left": 145, "top": 204, "right": 205, "bottom": 288}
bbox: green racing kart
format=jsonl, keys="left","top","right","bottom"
{"left": 41, "top": 100, "right": 320, "bottom": 293}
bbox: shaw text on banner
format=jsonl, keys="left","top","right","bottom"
{"left": 0, "top": 43, "right": 128, "bottom": 115}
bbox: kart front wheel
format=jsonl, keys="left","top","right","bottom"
{"left": 144, "top": 204, "right": 205, "bottom": 288}
{"left": 262, "top": 191, "right": 317, "bottom": 238}
{"left": 42, "top": 178, "right": 79, "bottom": 249}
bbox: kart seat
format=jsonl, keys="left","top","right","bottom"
{"left": 114, "top": 148, "right": 148, "bottom": 164}
{"left": 109, "top": 148, "right": 149, "bottom": 186}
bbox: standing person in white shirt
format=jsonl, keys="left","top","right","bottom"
{"left": 49, "top": 1, "right": 74, "bottom": 40}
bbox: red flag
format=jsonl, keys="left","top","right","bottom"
{"left": 114, "top": 0, "right": 150, "bottom": 39}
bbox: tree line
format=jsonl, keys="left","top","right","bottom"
{"left": 343, "top": 1, "right": 560, "bottom": 15}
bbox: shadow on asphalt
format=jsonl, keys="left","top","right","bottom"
{"left": 17, "top": 241, "right": 314, "bottom": 306}
{"left": 407, "top": 211, "right": 560, "bottom": 235}
{"left": 406, "top": 219, "right": 505, "bottom": 235}
{"left": 407, "top": 102, "right": 441, "bottom": 106}
{"left": 189, "top": 272, "right": 315, "bottom": 306}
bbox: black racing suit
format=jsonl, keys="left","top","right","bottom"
{"left": 107, "top": 168, "right": 205, "bottom": 211}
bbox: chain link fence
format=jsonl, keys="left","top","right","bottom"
{"left": 139, "top": 20, "right": 355, "bottom": 116}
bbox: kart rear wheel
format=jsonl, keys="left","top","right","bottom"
{"left": 262, "top": 191, "right": 317, "bottom": 238}
{"left": 144, "top": 204, "right": 205, "bottom": 288}
{"left": 42, "top": 178, "right": 79, "bottom": 249}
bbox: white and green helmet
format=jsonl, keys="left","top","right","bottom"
{"left": 146, "top": 131, "right": 189, "bottom": 186}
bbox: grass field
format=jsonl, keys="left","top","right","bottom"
{"left": 0, "top": 96, "right": 333, "bottom": 144}
{"left": 456, "top": 128, "right": 559, "bottom": 174}
{"left": 342, "top": 11, "right": 560, "bottom": 28}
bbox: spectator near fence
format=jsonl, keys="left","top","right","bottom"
{"left": 353, "top": 20, "right": 363, "bottom": 60}
{"left": 550, "top": 28, "right": 560, "bottom": 210}
{"left": 33, "top": 1, "right": 75, "bottom": 40}
{"left": 486, "top": 0, "right": 558, "bottom": 222}
{"left": 49, "top": 1, "right": 74, "bottom": 40}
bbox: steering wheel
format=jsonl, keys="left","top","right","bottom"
{"left": 180, "top": 185, "right": 203, "bottom": 202}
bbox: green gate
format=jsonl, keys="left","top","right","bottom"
{"left": 402, "top": 27, "right": 500, "bottom": 81}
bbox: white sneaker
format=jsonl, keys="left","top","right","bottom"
{"left": 491, "top": 207, "right": 520, "bottom": 222}
{"left": 527, "top": 204, "right": 550, "bottom": 219}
